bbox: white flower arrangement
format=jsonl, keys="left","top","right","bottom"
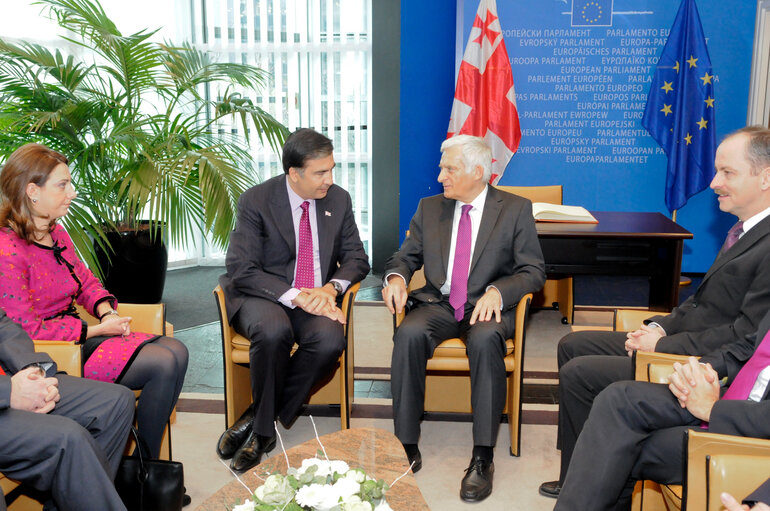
{"left": 227, "top": 419, "right": 408, "bottom": 511}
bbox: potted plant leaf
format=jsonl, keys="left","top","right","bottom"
{"left": 0, "top": 0, "right": 288, "bottom": 302}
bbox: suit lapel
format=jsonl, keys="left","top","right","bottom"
{"left": 470, "top": 188, "right": 502, "bottom": 274}
{"left": 702, "top": 215, "right": 770, "bottom": 285}
{"left": 315, "top": 194, "right": 335, "bottom": 282}
{"left": 270, "top": 176, "right": 298, "bottom": 281}
{"left": 439, "top": 198, "right": 455, "bottom": 281}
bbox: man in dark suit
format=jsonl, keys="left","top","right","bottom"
{"left": 383, "top": 135, "right": 545, "bottom": 502}
{"left": 216, "top": 128, "right": 370, "bottom": 472}
{"left": 0, "top": 309, "right": 135, "bottom": 510}
{"left": 556, "top": 305, "right": 770, "bottom": 510}
{"left": 540, "top": 126, "right": 770, "bottom": 499}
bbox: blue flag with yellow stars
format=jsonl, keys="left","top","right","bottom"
{"left": 642, "top": 0, "right": 716, "bottom": 213}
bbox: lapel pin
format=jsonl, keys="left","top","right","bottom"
{"left": 325, "top": 211, "right": 332, "bottom": 216}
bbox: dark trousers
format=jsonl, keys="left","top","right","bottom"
{"left": 0, "top": 374, "right": 135, "bottom": 511}
{"left": 390, "top": 300, "right": 514, "bottom": 447}
{"left": 555, "top": 381, "right": 698, "bottom": 511}
{"left": 556, "top": 330, "right": 633, "bottom": 482}
{"left": 233, "top": 296, "right": 345, "bottom": 437}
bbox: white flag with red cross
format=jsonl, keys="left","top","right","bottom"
{"left": 447, "top": 0, "right": 521, "bottom": 185}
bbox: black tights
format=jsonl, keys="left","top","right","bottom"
{"left": 119, "top": 336, "right": 189, "bottom": 457}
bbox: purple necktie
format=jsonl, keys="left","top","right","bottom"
{"left": 720, "top": 221, "right": 744, "bottom": 254}
{"left": 449, "top": 204, "right": 473, "bottom": 322}
{"left": 721, "top": 328, "right": 770, "bottom": 401}
{"left": 295, "top": 201, "right": 315, "bottom": 289}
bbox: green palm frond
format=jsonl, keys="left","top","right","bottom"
{"left": 0, "top": 0, "right": 287, "bottom": 278}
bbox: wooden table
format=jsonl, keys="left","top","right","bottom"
{"left": 196, "top": 427, "right": 428, "bottom": 510}
{"left": 537, "top": 211, "right": 693, "bottom": 317}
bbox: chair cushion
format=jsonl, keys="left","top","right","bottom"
{"left": 432, "top": 338, "right": 514, "bottom": 358}
{"left": 427, "top": 338, "right": 517, "bottom": 372}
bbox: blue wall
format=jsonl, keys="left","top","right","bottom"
{"left": 398, "top": 0, "right": 457, "bottom": 240}
{"left": 399, "top": 0, "right": 757, "bottom": 272}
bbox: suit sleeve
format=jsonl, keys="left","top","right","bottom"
{"left": 382, "top": 199, "right": 427, "bottom": 285}
{"left": 327, "top": 191, "right": 370, "bottom": 284}
{"left": 708, "top": 399, "right": 770, "bottom": 440}
{"left": 652, "top": 250, "right": 770, "bottom": 355}
{"left": 225, "top": 193, "right": 294, "bottom": 302}
{"left": 487, "top": 199, "right": 546, "bottom": 309}
{"left": 0, "top": 375, "right": 10, "bottom": 410}
{"left": 0, "top": 310, "right": 54, "bottom": 378}
{"left": 744, "top": 479, "right": 770, "bottom": 506}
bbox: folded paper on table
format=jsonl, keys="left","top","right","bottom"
{"left": 532, "top": 203, "right": 598, "bottom": 223}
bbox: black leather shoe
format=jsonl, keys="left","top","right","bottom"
{"left": 216, "top": 405, "right": 254, "bottom": 459}
{"left": 402, "top": 444, "right": 422, "bottom": 473}
{"left": 182, "top": 493, "right": 191, "bottom": 507}
{"left": 460, "top": 456, "right": 494, "bottom": 502}
{"left": 538, "top": 480, "right": 561, "bottom": 498}
{"left": 230, "top": 432, "right": 277, "bottom": 473}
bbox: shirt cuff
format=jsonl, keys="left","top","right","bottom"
{"left": 383, "top": 272, "right": 406, "bottom": 287}
{"left": 647, "top": 322, "right": 666, "bottom": 335}
{"left": 278, "top": 288, "right": 301, "bottom": 308}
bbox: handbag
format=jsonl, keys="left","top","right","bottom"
{"left": 115, "top": 427, "right": 185, "bottom": 511}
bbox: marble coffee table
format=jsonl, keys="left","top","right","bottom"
{"left": 196, "top": 427, "right": 429, "bottom": 510}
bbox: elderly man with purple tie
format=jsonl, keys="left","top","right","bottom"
{"left": 382, "top": 135, "right": 545, "bottom": 502}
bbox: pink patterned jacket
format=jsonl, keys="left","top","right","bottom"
{"left": 0, "top": 225, "right": 115, "bottom": 342}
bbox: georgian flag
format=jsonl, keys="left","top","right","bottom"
{"left": 447, "top": 0, "right": 521, "bottom": 185}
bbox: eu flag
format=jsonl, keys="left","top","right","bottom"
{"left": 642, "top": 0, "right": 716, "bottom": 213}
{"left": 571, "top": 0, "right": 614, "bottom": 27}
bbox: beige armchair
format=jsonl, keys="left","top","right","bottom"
{"left": 214, "top": 283, "right": 359, "bottom": 431}
{"left": 394, "top": 267, "right": 532, "bottom": 456}
{"left": 497, "top": 185, "right": 573, "bottom": 324}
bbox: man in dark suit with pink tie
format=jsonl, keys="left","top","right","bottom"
{"left": 216, "top": 128, "right": 370, "bottom": 473}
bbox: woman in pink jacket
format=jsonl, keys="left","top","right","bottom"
{"left": 0, "top": 143, "right": 188, "bottom": 459}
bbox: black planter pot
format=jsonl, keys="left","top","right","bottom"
{"left": 95, "top": 222, "right": 168, "bottom": 304}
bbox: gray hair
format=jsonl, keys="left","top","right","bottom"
{"left": 725, "top": 126, "right": 770, "bottom": 176}
{"left": 440, "top": 135, "right": 492, "bottom": 182}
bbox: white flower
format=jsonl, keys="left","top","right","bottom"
{"left": 295, "top": 483, "right": 333, "bottom": 508}
{"left": 344, "top": 469, "right": 367, "bottom": 483}
{"left": 332, "top": 477, "right": 360, "bottom": 500}
{"left": 340, "top": 495, "right": 373, "bottom": 511}
{"left": 329, "top": 459, "right": 350, "bottom": 475}
{"left": 253, "top": 474, "right": 295, "bottom": 506}
{"left": 299, "top": 457, "right": 332, "bottom": 477}
{"left": 231, "top": 499, "right": 256, "bottom": 511}
{"left": 373, "top": 500, "right": 393, "bottom": 511}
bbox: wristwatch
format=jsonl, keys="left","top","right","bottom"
{"left": 330, "top": 280, "right": 343, "bottom": 296}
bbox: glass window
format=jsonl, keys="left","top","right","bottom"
{"left": 187, "top": 0, "right": 373, "bottom": 264}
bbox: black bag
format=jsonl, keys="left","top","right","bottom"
{"left": 115, "top": 427, "right": 184, "bottom": 511}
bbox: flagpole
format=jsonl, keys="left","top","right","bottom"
{"left": 671, "top": 209, "right": 692, "bottom": 287}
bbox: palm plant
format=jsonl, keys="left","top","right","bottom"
{"left": 0, "top": 0, "right": 288, "bottom": 275}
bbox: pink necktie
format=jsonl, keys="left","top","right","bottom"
{"left": 721, "top": 328, "right": 770, "bottom": 401}
{"left": 720, "top": 221, "right": 744, "bottom": 254}
{"left": 449, "top": 204, "right": 473, "bottom": 322}
{"left": 295, "top": 201, "right": 315, "bottom": 289}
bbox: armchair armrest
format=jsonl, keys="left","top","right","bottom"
{"left": 614, "top": 309, "right": 667, "bottom": 332}
{"left": 33, "top": 340, "right": 82, "bottom": 377}
{"left": 634, "top": 351, "right": 692, "bottom": 383}
{"left": 75, "top": 303, "right": 171, "bottom": 336}
{"left": 684, "top": 430, "right": 770, "bottom": 510}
